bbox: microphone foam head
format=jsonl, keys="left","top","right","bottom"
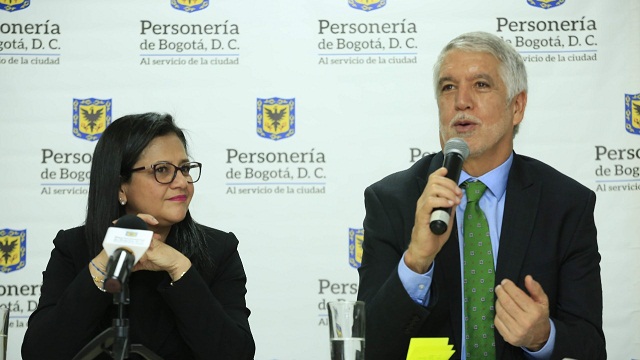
{"left": 444, "top": 137, "right": 470, "bottom": 160}
{"left": 114, "top": 214, "right": 148, "bottom": 230}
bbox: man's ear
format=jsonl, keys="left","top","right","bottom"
{"left": 511, "top": 91, "right": 527, "bottom": 127}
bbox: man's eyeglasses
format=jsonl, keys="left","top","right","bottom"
{"left": 130, "top": 161, "right": 202, "bottom": 184}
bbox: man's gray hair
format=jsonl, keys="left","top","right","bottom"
{"left": 432, "top": 31, "right": 528, "bottom": 103}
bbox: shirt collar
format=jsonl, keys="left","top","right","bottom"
{"left": 459, "top": 152, "right": 513, "bottom": 201}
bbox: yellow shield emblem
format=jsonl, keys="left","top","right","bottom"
{"left": 625, "top": 93, "right": 640, "bottom": 135}
{"left": 527, "top": 0, "right": 565, "bottom": 10}
{"left": 0, "top": 0, "right": 30, "bottom": 12}
{"left": 171, "top": 0, "right": 208, "bottom": 13}
{"left": 349, "top": 0, "right": 386, "bottom": 11}
{"left": 73, "top": 98, "right": 112, "bottom": 141}
{"left": 0, "top": 229, "right": 26, "bottom": 273}
{"left": 257, "top": 98, "right": 295, "bottom": 141}
{"left": 349, "top": 228, "right": 364, "bottom": 268}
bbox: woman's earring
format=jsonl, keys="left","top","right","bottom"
{"left": 119, "top": 198, "right": 126, "bottom": 206}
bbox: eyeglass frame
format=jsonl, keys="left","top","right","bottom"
{"left": 129, "top": 161, "right": 202, "bottom": 184}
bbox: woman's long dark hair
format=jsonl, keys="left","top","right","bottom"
{"left": 84, "top": 112, "right": 213, "bottom": 274}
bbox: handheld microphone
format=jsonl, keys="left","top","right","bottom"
{"left": 429, "top": 138, "right": 470, "bottom": 235}
{"left": 102, "top": 215, "right": 153, "bottom": 293}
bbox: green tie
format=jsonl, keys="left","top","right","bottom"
{"left": 463, "top": 181, "right": 496, "bottom": 358}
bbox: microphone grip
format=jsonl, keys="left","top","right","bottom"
{"left": 442, "top": 153, "right": 464, "bottom": 182}
{"left": 104, "top": 248, "right": 135, "bottom": 294}
{"left": 429, "top": 153, "right": 465, "bottom": 235}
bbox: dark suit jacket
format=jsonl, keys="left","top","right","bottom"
{"left": 357, "top": 152, "right": 605, "bottom": 360}
{"left": 22, "top": 225, "right": 254, "bottom": 360}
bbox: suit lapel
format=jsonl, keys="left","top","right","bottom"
{"left": 495, "top": 154, "right": 540, "bottom": 283}
{"left": 416, "top": 152, "right": 444, "bottom": 190}
{"left": 495, "top": 154, "right": 541, "bottom": 358}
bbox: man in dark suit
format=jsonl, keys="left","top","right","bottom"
{"left": 357, "top": 31, "right": 605, "bottom": 359}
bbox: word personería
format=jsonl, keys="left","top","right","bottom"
{"left": 496, "top": 16, "right": 598, "bottom": 52}
{"left": 226, "top": 148, "right": 326, "bottom": 164}
{"left": 318, "top": 19, "right": 416, "bottom": 35}
{"left": 138, "top": 20, "right": 240, "bottom": 58}
{"left": 0, "top": 20, "right": 61, "bottom": 54}
{"left": 496, "top": 16, "right": 597, "bottom": 33}
{"left": 594, "top": 146, "right": 640, "bottom": 161}
{"left": 0, "top": 20, "right": 61, "bottom": 35}
{"left": 41, "top": 149, "right": 92, "bottom": 164}
{"left": 39, "top": 149, "right": 92, "bottom": 185}
{"left": 140, "top": 20, "right": 238, "bottom": 35}
{"left": 594, "top": 145, "right": 640, "bottom": 179}
{"left": 318, "top": 279, "right": 358, "bottom": 295}
{"left": 316, "top": 19, "right": 418, "bottom": 55}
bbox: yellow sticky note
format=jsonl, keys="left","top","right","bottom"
{"left": 406, "top": 338, "right": 455, "bottom": 360}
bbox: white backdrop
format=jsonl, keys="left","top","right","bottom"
{"left": 1, "top": 0, "right": 639, "bottom": 359}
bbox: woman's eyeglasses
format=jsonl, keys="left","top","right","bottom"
{"left": 129, "top": 161, "right": 202, "bottom": 184}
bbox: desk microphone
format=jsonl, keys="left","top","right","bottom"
{"left": 102, "top": 215, "right": 153, "bottom": 293}
{"left": 429, "top": 138, "right": 470, "bottom": 235}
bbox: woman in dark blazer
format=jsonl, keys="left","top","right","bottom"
{"left": 22, "top": 113, "right": 254, "bottom": 360}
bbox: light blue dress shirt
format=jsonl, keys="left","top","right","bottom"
{"left": 398, "top": 153, "right": 556, "bottom": 359}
